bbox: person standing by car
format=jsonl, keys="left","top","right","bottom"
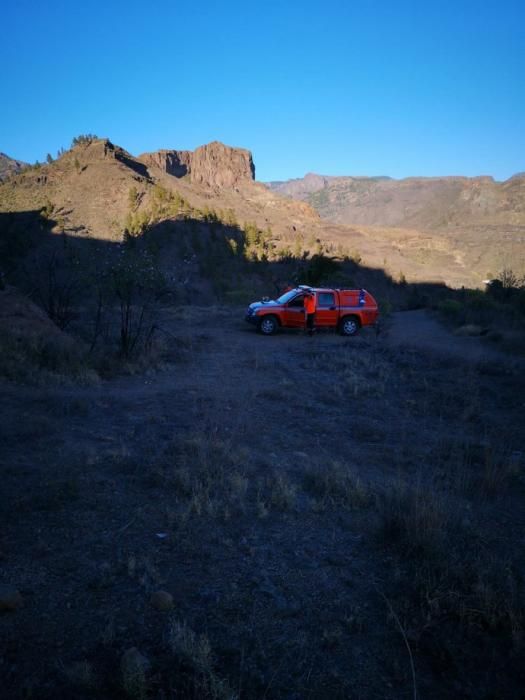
{"left": 304, "top": 289, "right": 317, "bottom": 336}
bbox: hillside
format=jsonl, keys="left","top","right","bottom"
{"left": 0, "top": 138, "right": 318, "bottom": 243}
{"left": 0, "top": 137, "right": 493, "bottom": 288}
{"left": 268, "top": 172, "right": 525, "bottom": 229}
{"left": 269, "top": 172, "right": 525, "bottom": 280}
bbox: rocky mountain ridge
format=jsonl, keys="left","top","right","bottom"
{"left": 140, "top": 141, "right": 255, "bottom": 189}
{"left": 1, "top": 136, "right": 523, "bottom": 287}
{"left": 268, "top": 172, "right": 525, "bottom": 230}
{"left": 0, "top": 138, "right": 316, "bottom": 245}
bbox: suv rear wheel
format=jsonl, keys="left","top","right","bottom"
{"left": 339, "top": 316, "right": 360, "bottom": 336}
{"left": 258, "top": 315, "right": 278, "bottom": 335}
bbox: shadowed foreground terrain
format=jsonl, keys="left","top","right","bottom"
{"left": 1, "top": 305, "right": 524, "bottom": 699}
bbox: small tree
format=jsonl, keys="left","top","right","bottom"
{"left": 111, "top": 245, "right": 165, "bottom": 358}
{"left": 128, "top": 186, "right": 139, "bottom": 210}
{"left": 293, "top": 233, "right": 304, "bottom": 259}
{"left": 31, "top": 247, "right": 81, "bottom": 330}
{"left": 487, "top": 268, "right": 524, "bottom": 302}
{"left": 71, "top": 134, "right": 98, "bottom": 147}
{"left": 223, "top": 208, "right": 238, "bottom": 227}
{"left": 304, "top": 254, "right": 340, "bottom": 286}
{"left": 243, "top": 221, "right": 260, "bottom": 248}
{"left": 46, "top": 153, "right": 54, "bottom": 164}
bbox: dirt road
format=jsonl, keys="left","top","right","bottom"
{"left": 386, "top": 308, "right": 520, "bottom": 366}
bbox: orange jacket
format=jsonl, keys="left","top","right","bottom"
{"left": 304, "top": 293, "right": 316, "bottom": 314}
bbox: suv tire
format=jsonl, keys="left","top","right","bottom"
{"left": 339, "top": 316, "right": 360, "bottom": 336}
{"left": 258, "top": 316, "right": 279, "bottom": 335}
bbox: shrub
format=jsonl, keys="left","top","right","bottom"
{"left": 110, "top": 245, "right": 165, "bottom": 358}
{"left": 0, "top": 330, "right": 97, "bottom": 386}
{"left": 71, "top": 134, "right": 98, "bottom": 147}
{"left": 437, "top": 298, "right": 463, "bottom": 321}
{"left": 168, "top": 621, "right": 236, "bottom": 699}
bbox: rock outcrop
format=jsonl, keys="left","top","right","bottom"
{"left": 139, "top": 149, "right": 193, "bottom": 178}
{"left": 76, "top": 139, "right": 151, "bottom": 179}
{"left": 190, "top": 141, "right": 255, "bottom": 188}
{"left": 139, "top": 141, "right": 255, "bottom": 188}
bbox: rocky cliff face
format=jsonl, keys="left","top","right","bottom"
{"left": 190, "top": 141, "right": 255, "bottom": 188}
{"left": 139, "top": 149, "right": 193, "bottom": 178}
{"left": 140, "top": 141, "right": 255, "bottom": 188}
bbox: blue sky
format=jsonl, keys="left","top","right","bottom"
{"left": 1, "top": 0, "right": 524, "bottom": 181}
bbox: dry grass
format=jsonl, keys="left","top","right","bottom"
{"left": 256, "top": 472, "right": 297, "bottom": 514}
{"left": 375, "top": 476, "right": 524, "bottom": 651}
{"left": 120, "top": 649, "right": 149, "bottom": 700}
{"left": 375, "top": 478, "right": 451, "bottom": 556}
{"left": 168, "top": 620, "right": 237, "bottom": 700}
{"left": 435, "top": 439, "right": 521, "bottom": 500}
{"left": 303, "top": 460, "right": 371, "bottom": 510}
{"left": 0, "top": 332, "right": 99, "bottom": 385}
{"left": 60, "top": 659, "right": 98, "bottom": 690}
{"left": 146, "top": 434, "right": 303, "bottom": 525}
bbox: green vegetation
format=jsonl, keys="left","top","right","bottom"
{"left": 71, "top": 134, "right": 98, "bottom": 147}
{"left": 128, "top": 186, "right": 139, "bottom": 210}
{"left": 433, "top": 269, "right": 525, "bottom": 353}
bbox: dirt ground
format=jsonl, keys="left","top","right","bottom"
{"left": 1, "top": 308, "right": 524, "bottom": 699}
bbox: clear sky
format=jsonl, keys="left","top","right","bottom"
{"left": 1, "top": 0, "right": 524, "bottom": 181}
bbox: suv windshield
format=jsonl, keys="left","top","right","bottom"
{"left": 276, "top": 290, "right": 298, "bottom": 304}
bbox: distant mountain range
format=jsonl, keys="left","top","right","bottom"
{"left": 267, "top": 172, "right": 525, "bottom": 230}
{"left": 0, "top": 153, "right": 28, "bottom": 181}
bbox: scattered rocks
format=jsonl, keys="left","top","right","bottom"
{"left": 149, "top": 590, "right": 174, "bottom": 611}
{"left": 0, "top": 585, "right": 23, "bottom": 611}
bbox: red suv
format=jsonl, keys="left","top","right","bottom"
{"left": 245, "top": 286, "right": 379, "bottom": 335}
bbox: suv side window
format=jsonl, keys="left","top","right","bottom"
{"left": 288, "top": 295, "right": 304, "bottom": 308}
{"left": 318, "top": 292, "right": 335, "bottom": 307}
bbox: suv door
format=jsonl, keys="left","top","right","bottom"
{"left": 315, "top": 292, "right": 338, "bottom": 327}
{"left": 282, "top": 294, "right": 305, "bottom": 328}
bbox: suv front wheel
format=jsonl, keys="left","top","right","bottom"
{"left": 258, "top": 315, "right": 278, "bottom": 335}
